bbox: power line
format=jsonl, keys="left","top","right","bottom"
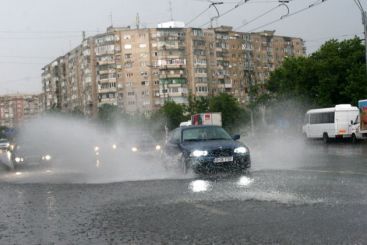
{"left": 187, "top": 6, "right": 212, "bottom": 25}
{"left": 235, "top": 4, "right": 283, "bottom": 30}
{"left": 0, "top": 61, "right": 45, "bottom": 65}
{"left": 305, "top": 32, "right": 364, "bottom": 42}
{"left": 0, "top": 30, "right": 99, "bottom": 34}
{"left": 0, "top": 35, "right": 82, "bottom": 40}
{"left": 248, "top": 0, "right": 327, "bottom": 32}
{"left": 0, "top": 55, "right": 56, "bottom": 60}
{"left": 0, "top": 76, "right": 40, "bottom": 83}
{"left": 354, "top": 0, "right": 364, "bottom": 12}
{"left": 199, "top": 0, "right": 250, "bottom": 27}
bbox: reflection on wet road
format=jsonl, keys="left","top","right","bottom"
{"left": 0, "top": 139, "right": 367, "bottom": 244}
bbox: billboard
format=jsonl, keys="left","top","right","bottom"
{"left": 359, "top": 100, "right": 367, "bottom": 131}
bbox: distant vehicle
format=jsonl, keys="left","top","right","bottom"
{"left": 163, "top": 125, "right": 251, "bottom": 174}
{"left": 353, "top": 99, "right": 367, "bottom": 141}
{"left": 11, "top": 143, "right": 53, "bottom": 169}
{"left": 0, "top": 139, "right": 13, "bottom": 170}
{"left": 302, "top": 104, "right": 360, "bottom": 143}
{"left": 128, "top": 134, "right": 162, "bottom": 155}
{"left": 0, "top": 138, "right": 11, "bottom": 150}
{"left": 191, "top": 113, "right": 222, "bottom": 127}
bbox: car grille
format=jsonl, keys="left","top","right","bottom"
{"left": 210, "top": 148, "right": 233, "bottom": 157}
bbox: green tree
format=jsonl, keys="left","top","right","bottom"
{"left": 208, "top": 93, "right": 249, "bottom": 132}
{"left": 187, "top": 95, "right": 209, "bottom": 114}
{"left": 153, "top": 100, "right": 187, "bottom": 130}
{"left": 268, "top": 37, "right": 367, "bottom": 107}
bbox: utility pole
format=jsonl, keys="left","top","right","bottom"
{"left": 363, "top": 11, "right": 367, "bottom": 74}
{"left": 354, "top": 0, "right": 367, "bottom": 73}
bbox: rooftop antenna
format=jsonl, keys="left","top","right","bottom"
{"left": 136, "top": 13, "right": 140, "bottom": 29}
{"left": 109, "top": 12, "right": 113, "bottom": 27}
{"left": 169, "top": 0, "right": 173, "bottom": 21}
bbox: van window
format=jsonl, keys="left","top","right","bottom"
{"left": 310, "top": 112, "right": 334, "bottom": 124}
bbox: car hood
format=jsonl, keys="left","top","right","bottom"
{"left": 181, "top": 139, "right": 243, "bottom": 152}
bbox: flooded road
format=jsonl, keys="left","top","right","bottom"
{"left": 1, "top": 138, "right": 367, "bottom": 244}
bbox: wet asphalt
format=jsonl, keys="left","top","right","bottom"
{"left": 1, "top": 137, "right": 367, "bottom": 244}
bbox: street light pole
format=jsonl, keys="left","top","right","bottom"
{"left": 354, "top": 0, "right": 367, "bottom": 73}
{"left": 363, "top": 11, "right": 367, "bottom": 74}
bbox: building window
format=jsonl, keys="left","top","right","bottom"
{"left": 124, "top": 44, "right": 132, "bottom": 49}
{"left": 128, "top": 92, "right": 135, "bottom": 96}
{"left": 139, "top": 43, "right": 147, "bottom": 48}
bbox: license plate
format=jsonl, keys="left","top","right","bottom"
{"left": 214, "top": 156, "right": 233, "bottom": 163}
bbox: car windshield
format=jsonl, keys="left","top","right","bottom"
{"left": 182, "top": 127, "right": 232, "bottom": 141}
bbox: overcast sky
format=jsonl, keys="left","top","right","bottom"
{"left": 0, "top": 0, "right": 364, "bottom": 95}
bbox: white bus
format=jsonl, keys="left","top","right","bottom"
{"left": 302, "top": 104, "right": 359, "bottom": 143}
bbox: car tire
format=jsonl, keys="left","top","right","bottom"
{"left": 323, "top": 133, "right": 329, "bottom": 144}
{"left": 351, "top": 133, "right": 358, "bottom": 144}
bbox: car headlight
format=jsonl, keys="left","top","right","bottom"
{"left": 15, "top": 157, "right": 21, "bottom": 163}
{"left": 190, "top": 150, "right": 208, "bottom": 157}
{"left": 234, "top": 147, "right": 248, "bottom": 154}
{"left": 94, "top": 146, "right": 99, "bottom": 152}
{"left": 155, "top": 145, "right": 161, "bottom": 151}
{"left": 131, "top": 147, "right": 138, "bottom": 152}
{"left": 44, "top": 155, "right": 52, "bottom": 161}
{"left": 112, "top": 144, "right": 117, "bottom": 150}
{"left": 42, "top": 155, "right": 52, "bottom": 161}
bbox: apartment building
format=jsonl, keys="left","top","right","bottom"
{"left": 251, "top": 30, "right": 305, "bottom": 86}
{"left": 0, "top": 94, "right": 44, "bottom": 127}
{"left": 42, "top": 23, "right": 305, "bottom": 116}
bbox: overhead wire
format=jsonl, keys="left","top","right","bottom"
{"left": 235, "top": 4, "right": 282, "bottom": 30}
{"left": 305, "top": 32, "right": 364, "bottom": 42}
{"left": 199, "top": 0, "right": 250, "bottom": 27}
{"left": 187, "top": 6, "right": 212, "bottom": 25}
{"left": 248, "top": 0, "right": 327, "bottom": 32}
{"left": 353, "top": 0, "right": 364, "bottom": 12}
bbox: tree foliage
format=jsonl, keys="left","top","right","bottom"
{"left": 154, "top": 100, "right": 187, "bottom": 130}
{"left": 208, "top": 93, "right": 249, "bottom": 132}
{"left": 268, "top": 37, "right": 367, "bottom": 107}
{"left": 151, "top": 94, "right": 250, "bottom": 132}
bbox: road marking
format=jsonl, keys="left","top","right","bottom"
{"left": 194, "top": 203, "right": 228, "bottom": 216}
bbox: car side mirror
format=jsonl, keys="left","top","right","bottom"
{"left": 351, "top": 120, "right": 354, "bottom": 125}
{"left": 232, "top": 134, "right": 240, "bottom": 140}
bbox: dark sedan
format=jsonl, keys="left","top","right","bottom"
{"left": 163, "top": 125, "right": 251, "bottom": 174}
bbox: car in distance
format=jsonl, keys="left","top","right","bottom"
{"left": 163, "top": 125, "right": 251, "bottom": 174}
{"left": 0, "top": 138, "right": 10, "bottom": 150}
{"left": 11, "top": 142, "right": 53, "bottom": 169}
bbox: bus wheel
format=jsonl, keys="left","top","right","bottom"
{"left": 323, "top": 133, "right": 329, "bottom": 144}
{"left": 351, "top": 134, "right": 358, "bottom": 144}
